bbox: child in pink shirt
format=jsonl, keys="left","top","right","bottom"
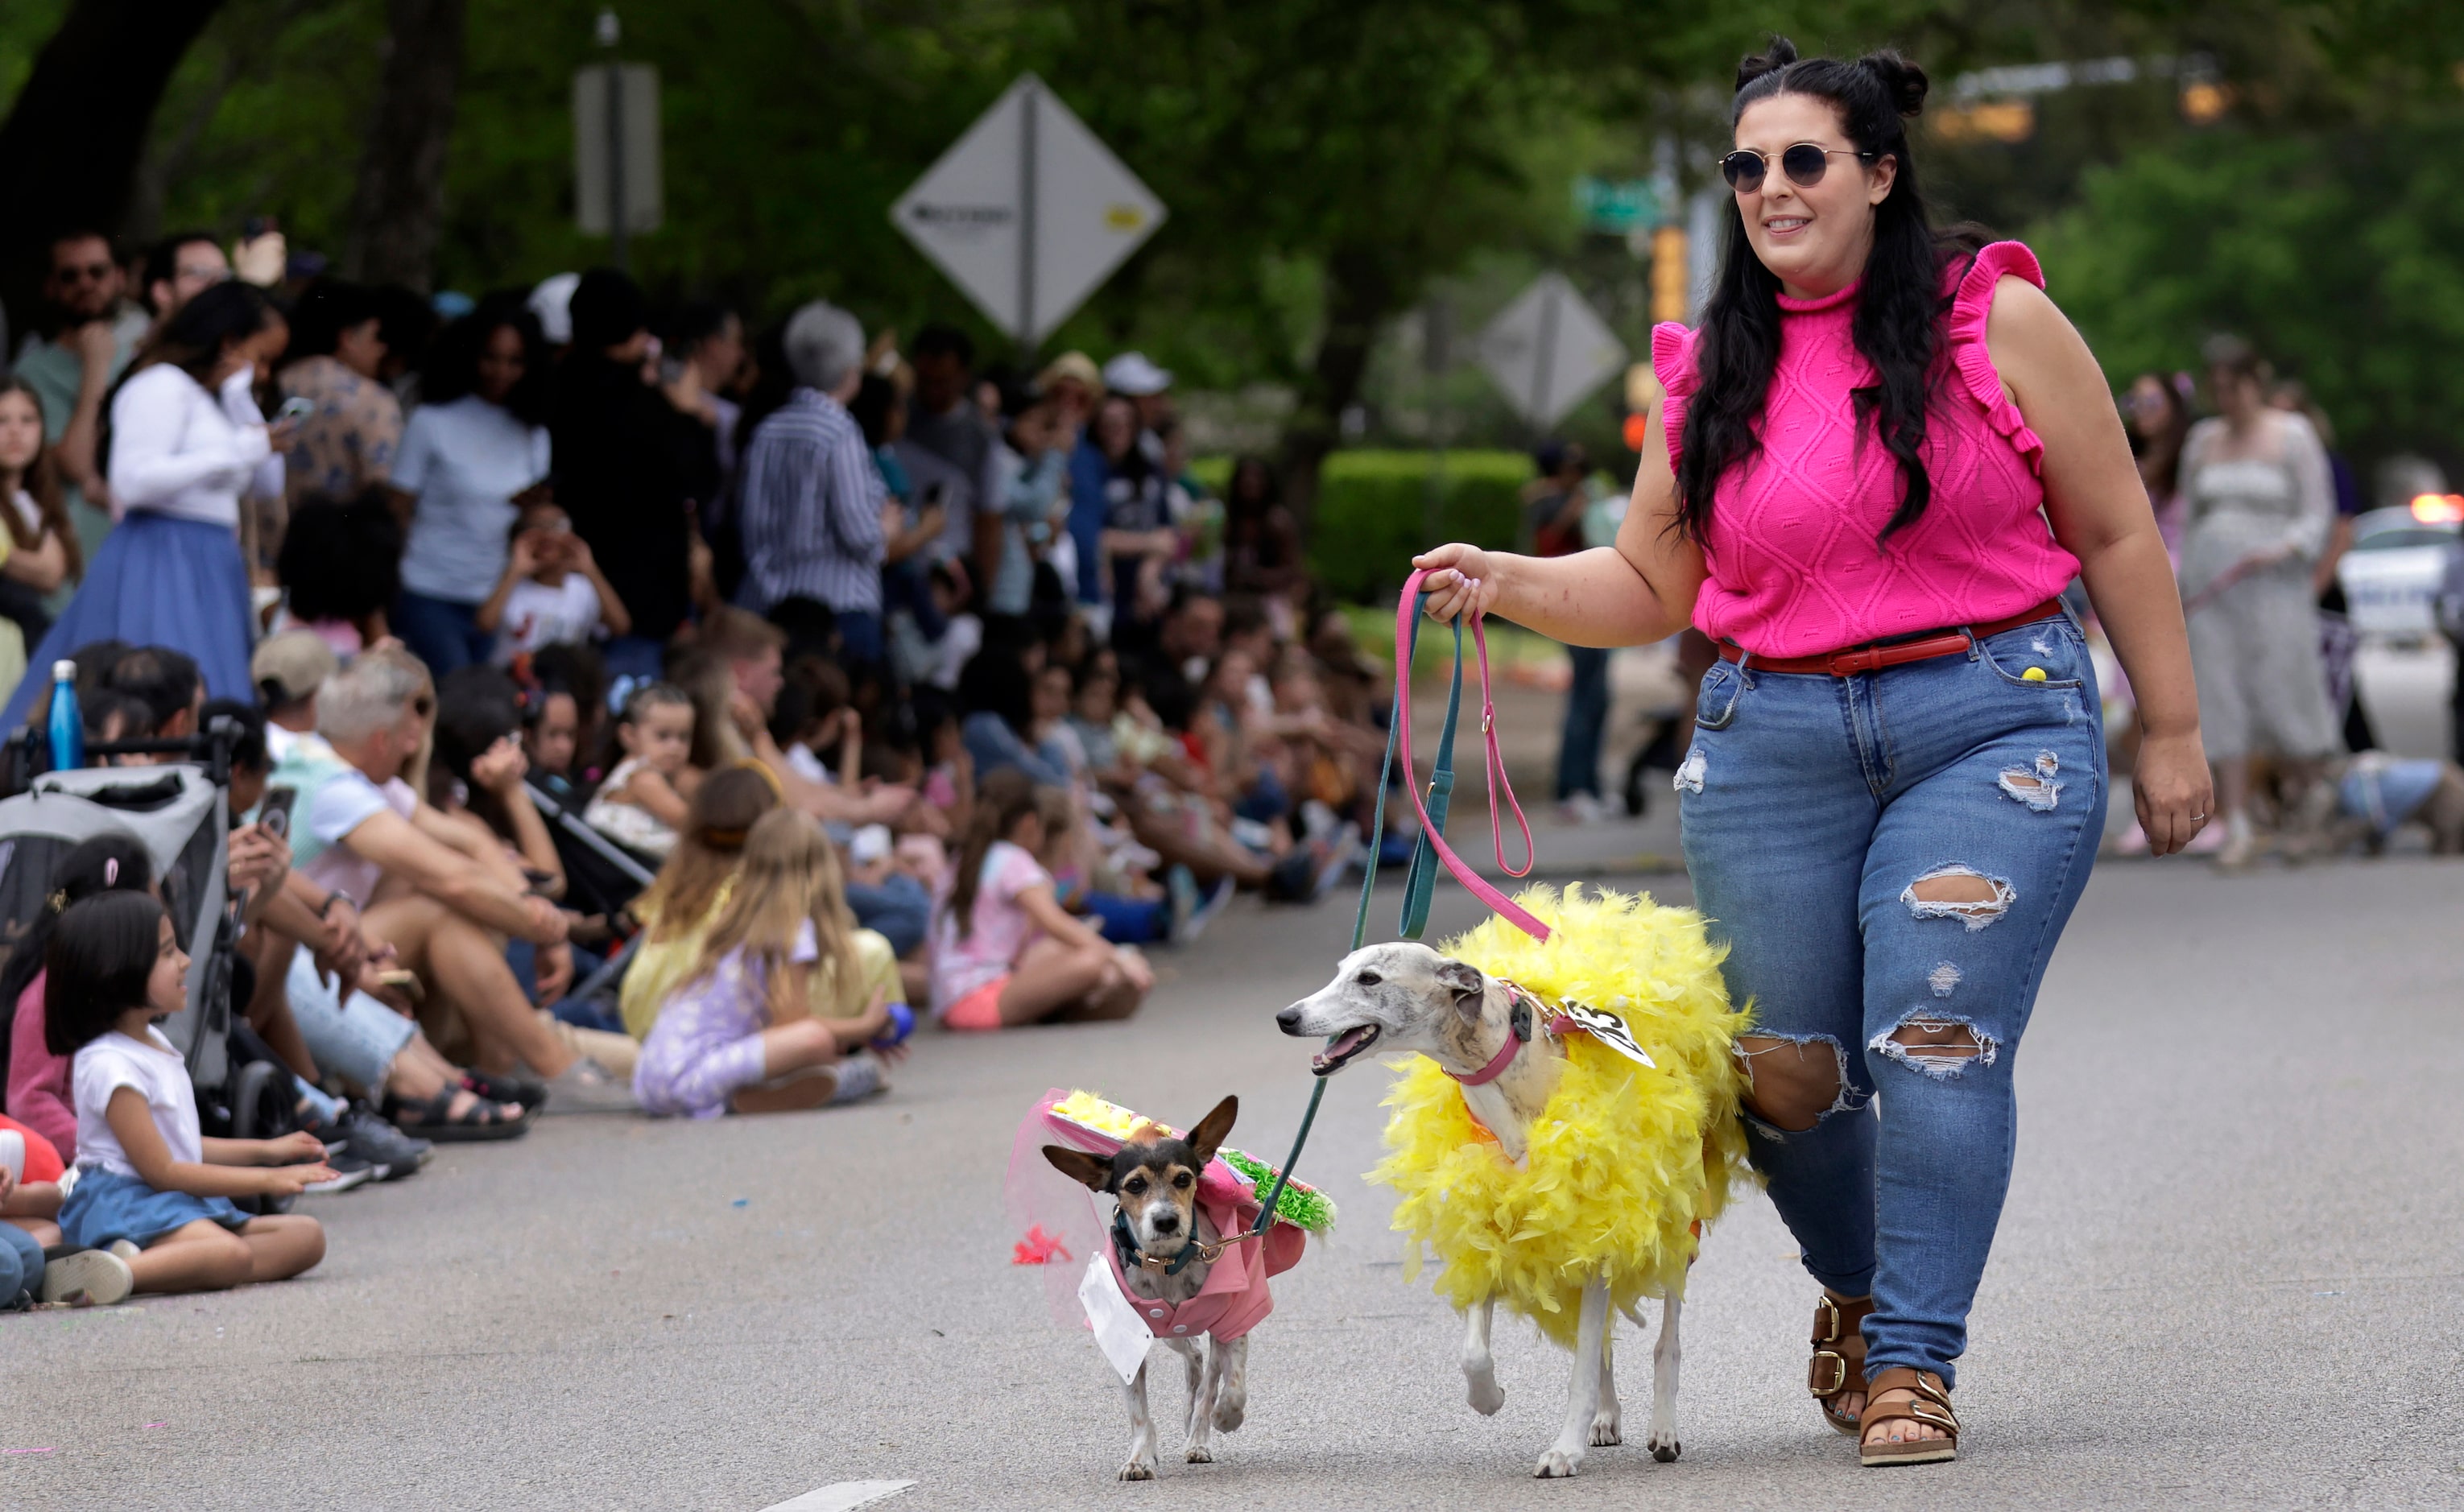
{"left": 929, "top": 770, "right": 1151, "bottom": 1031}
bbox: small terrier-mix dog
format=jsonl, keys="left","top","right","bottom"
{"left": 1044, "top": 1096, "right": 1252, "bottom": 1481}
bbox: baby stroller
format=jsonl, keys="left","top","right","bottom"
{"left": 0, "top": 721, "right": 300, "bottom": 1207}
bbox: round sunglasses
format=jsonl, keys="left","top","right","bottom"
{"left": 1720, "top": 143, "right": 1880, "bottom": 193}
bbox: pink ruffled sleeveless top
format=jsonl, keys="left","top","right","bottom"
{"left": 1653, "top": 240, "right": 2078, "bottom": 659}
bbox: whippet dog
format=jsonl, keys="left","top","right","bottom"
{"left": 1279, "top": 943, "right": 1685, "bottom": 1478}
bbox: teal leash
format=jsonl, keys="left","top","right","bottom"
{"left": 1243, "top": 589, "right": 1461, "bottom": 1239}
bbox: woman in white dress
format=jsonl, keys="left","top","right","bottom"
{"left": 2177, "top": 336, "right": 2338, "bottom": 865}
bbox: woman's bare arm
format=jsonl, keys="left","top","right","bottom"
{"left": 1989, "top": 275, "right": 2212, "bottom": 854}
{"left": 1412, "top": 404, "right": 1704, "bottom": 647}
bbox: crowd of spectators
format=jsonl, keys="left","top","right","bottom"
{"left": 0, "top": 229, "right": 1398, "bottom": 1306}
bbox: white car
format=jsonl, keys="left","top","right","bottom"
{"left": 2337, "top": 503, "right": 2461, "bottom": 642}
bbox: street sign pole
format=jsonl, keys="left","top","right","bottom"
{"left": 571, "top": 19, "right": 662, "bottom": 258}
{"left": 1530, "top": 282, "right": 1561, "bottom": 443}
{"left": 606, "top": 61, "right": 627, "bottom": 272}
{"left": 1016, "top": 78, "right": 1039, "bottom": 360}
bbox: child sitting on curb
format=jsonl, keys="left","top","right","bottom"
{"left": 634, "top": 810, "right": 901, "bottom": 1117}
{"left": 48, "top": 892, "right": 334, "bottom": 1303}
{"left": 929, "top": 769, "right": 1152, "bottom": 1031}
{"left": 584, "top": 682, "right": 697, "bottom": 859}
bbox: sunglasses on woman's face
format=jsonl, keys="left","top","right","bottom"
{"left": 1720, "top": 143, "right": 1879, "bottom": 194}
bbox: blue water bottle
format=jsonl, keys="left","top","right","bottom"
{"left": 45, "top": 660, "right": 81, "bottom": 772}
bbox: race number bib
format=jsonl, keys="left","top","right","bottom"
{"left": 1079, "top": 1252, "right": 1156, "bottom": 1382}
{"left": 1554, "top": 999, "right": 1656, "bottom": 1070}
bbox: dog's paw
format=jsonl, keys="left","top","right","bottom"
{"left": 1466, "top": 1374, "right": 1506, "bottom": 1417}
{"left": 1118, "top": 1458, "right": 1157, "bottom": 1481}
{"left": 1533, "top": 1446, "right": 1585, "bottom": 1479}
{"left": 1588, "top": 1411, "right": 1623, "bottom": 1448}
{"left": 1647, "top": 1430, "right": 1681, "bottom": 1463}
{"left": 1184, "top": 1445, "right": 1214, "bottom": 1464}
{"left": 1212, "top": 1399, "right": 1246, "bottom": 1433}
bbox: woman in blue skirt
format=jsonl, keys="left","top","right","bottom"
{"left": 2, "top": 282, "right": 295, "bottom": 728}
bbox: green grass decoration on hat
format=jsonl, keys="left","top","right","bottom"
{"left": 1217, "top": 1146, "right": 1337, "bottom": 1235}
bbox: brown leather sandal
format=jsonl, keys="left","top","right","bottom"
{"left": 1858, "top": 1366, "right": 1959, "bottom": 1466}
{"left": 1807, "top": 1292, "right": 1875, "bottom": 1436}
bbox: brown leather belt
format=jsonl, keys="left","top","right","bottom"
{"left": 1718, "top": 599, "right": 2065, "bottom": 678}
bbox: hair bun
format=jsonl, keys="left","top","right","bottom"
{"left": 1861, "top": 50, "right": 1929, "bottom": 117}
{"left": 1735, "top": 35, "right": 1799, "bottom": 92}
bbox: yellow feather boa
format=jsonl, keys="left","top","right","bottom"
{"left": 1371, "top": 885, "right": 1751, "bottom": 1346}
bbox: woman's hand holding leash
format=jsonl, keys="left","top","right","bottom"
{"left": 1412, "top": 543, "right": 1500, "bottom": 624}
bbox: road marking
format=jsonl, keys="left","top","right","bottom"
{"left": 759, "top": 1481, "right": 916, "bottom": 1512}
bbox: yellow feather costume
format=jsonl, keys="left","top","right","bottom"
{"left": 1372, "top": 885, "right": 1751, "bottom": 1347}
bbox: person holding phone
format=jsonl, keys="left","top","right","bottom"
{"left": 0, "top": 283, "right": 296, "bottom": 725}
{"left": 387, "top": 293, "right": 554, "bottom": 676}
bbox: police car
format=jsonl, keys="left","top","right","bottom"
{"left": 2336, "top": 496, "right": 2462, "bottom": 642}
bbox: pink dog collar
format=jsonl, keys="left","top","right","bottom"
{"left": 1451, "top": 1027, "right": 1523, "bottom": 1086}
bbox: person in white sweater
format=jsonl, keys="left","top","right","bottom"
{"left": 2, "top": 282, "right": 296, "bottom": 729}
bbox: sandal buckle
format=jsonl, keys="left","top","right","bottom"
{"left": 1812, "top": 1294, "right": 1840, "bottom": 1345}
{"left": 1809, "top": 1350, "right": 1847, "bottom": 1396}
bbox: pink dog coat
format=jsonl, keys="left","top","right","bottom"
{"left": 1107, "top": 1187, "right": 1287, "bottom": 1341}
{"left": 1011, "top": 1089, "right": 1306, "bottom": 1341}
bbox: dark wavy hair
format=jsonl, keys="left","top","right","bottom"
{"left": 421, "top": 291, "right": 550, "bottom": 424}
{"left": 1676, "top": 38, "right": 1981, "bottom": 547}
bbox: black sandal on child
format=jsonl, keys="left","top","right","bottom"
{"left": 458, "top": 1068, "right": 545, "bottom": 1110}
{"left": 382, "top": 1088, "right": 531, "bottom": 1142}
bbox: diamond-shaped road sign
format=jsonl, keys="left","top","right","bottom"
{"left": 891, "top": 74, "right": 1166, "bottom": 349}
{"left": 1478, "top": 272, "right": 1628, "bottom": 429}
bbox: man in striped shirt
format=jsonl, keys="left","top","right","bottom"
{"left": 737, "top": 300, "right": 888, "bottom": 663}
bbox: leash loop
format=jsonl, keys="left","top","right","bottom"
{"left": 1241, "top": 566, "right": 1549, "bottom": 1244}
{"left": 1392, "top": 570, "right": 1549, "bottom": 940}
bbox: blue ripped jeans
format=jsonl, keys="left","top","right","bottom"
{"left": 1677, "top": 612, "right": 2106, "bottom": 1388}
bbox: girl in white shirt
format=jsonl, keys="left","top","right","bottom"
{"left": 48, "top": 891, "right": 332, "bottom": 1299}
{"left": 0, "top": 282, "right": 298, "bottom": 731}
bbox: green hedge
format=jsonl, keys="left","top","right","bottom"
{"left": 1193, "top": 450, "right": 1530, "bottom": 603}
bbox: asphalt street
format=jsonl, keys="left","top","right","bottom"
{"left": 10, "top": 837, "right": 2464, "bottom": 1510}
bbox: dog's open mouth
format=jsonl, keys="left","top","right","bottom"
{"left": 1311, "top": 1024, "right": 1381, "bottom": 1076}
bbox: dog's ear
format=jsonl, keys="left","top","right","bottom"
{"left": 1435, "top": 958, "right": 1486, "bottom": 1021}
{"left": 1185, "top": 1096, "right": 1238, "bottom": 1168}
{"left": 1043, "top": 1145, "right": 1114, "bottom": 1192}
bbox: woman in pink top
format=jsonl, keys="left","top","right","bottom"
{"left": 1416, "top": 42, "right": 2208, "bottom": 1467}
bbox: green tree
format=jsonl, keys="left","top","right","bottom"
{"left": 2035, "top": 107, "right": 2464, "bottom": 479}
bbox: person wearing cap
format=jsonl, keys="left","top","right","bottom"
{"left": 1034, "top": 351, "right": 1101, "bottom": 432}
{"left": 250, "top": 629, "right": 337, "bottom": 763}
{"left": 546, "top": 269, "right": 719, "bottom": 680}
{"left": 1100, "top": 350, "right": 1175, "bottom": 444}
{"left": 527, "top": 272, "right": 579, "bottom": 356}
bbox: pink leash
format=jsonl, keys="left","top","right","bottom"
{"left": 1391, "top": 568, "right": 1549, "bottom": 942}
